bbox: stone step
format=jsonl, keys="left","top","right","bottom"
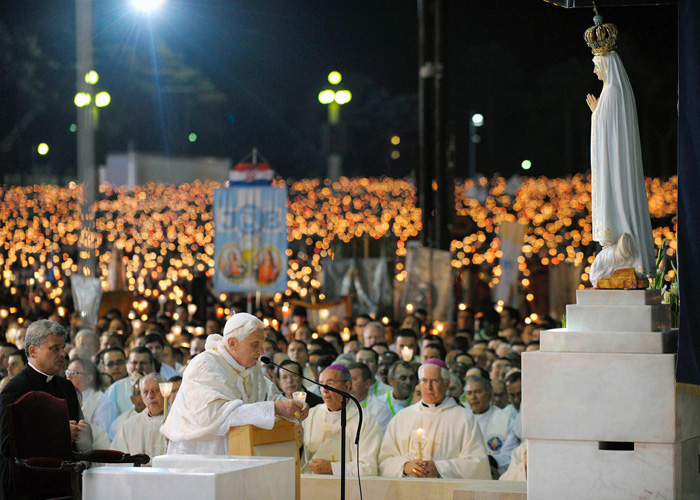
{"left": 566, "top": 303, "right": 671, "bottom": 332}
{"left": 575, "top": 288, "right": 662, "bottom": 305}
{"left": 541, "top": 328, "right": 678, "bottom": 354}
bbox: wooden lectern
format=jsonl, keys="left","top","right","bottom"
{"left": 228, "top": 419, "right": 301, "bottom": 500}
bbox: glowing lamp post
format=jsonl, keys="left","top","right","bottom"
{"left": 318, "top": 72, "right": 352, "bottom": 181}
{"left": 469, "top": 112, "right": 484, "bottom": 179}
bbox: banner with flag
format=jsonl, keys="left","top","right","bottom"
{"left": 213, "top": 186, "right": 288, "bottom": 293}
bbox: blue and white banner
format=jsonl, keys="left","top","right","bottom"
{"left": 213, "top": 186, "right": 288, "bottom": 293}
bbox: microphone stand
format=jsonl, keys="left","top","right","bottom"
{"left": 261, "top": 357, "right": 362, "bottom": 500}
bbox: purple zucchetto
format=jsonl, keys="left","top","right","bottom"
{"left": 422, "top": 358, "right": 448, "bottom": 370}
{"left": 327, "top": 364, "right": 350, "bottom": 373}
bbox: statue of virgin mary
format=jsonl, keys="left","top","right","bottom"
{"left": 584, "top": 10, "right": 656, "bottom": 287}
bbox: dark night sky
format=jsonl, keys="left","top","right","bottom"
{"left": 0, "top": 0, "right": 678, "bottom": 180}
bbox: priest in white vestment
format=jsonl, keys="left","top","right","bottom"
{"left": 302, "top": 365, "right": 383, "bottom": 476}
{"left": 465, "top": 376, "right": 519, "bottom": 478}
{"left": 161, "top": 313, "right": 309, "bottom": 455}
{"left": 379, "top": 359, "right": 490, "bottom": 479}
{"left": 348, "top": 362, "right": 394, "bottom": 432}
{"left": 111, "top": 373, "right": 167, "bottom": 465}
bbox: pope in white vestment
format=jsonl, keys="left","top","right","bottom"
{"left": 379, "top": 359, "right": 490, "bottom": 479}
{"left": 303, "top": 365, "right": 383, "bottom": 477}
{"left": 161, "top": 314, "right": 308, "bottom": 455}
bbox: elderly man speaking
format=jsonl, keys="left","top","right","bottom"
{"left": 161, "top": 314, "right": 309, "bottom": 454}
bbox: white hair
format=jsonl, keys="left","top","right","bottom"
{"left": 223, "top": 313, "right": 264, "bottom": 341}
{"left": 418, "top": 363, "right": 450, "bottom": 382}
{"left": 140, "top": 372, "right": 166, "bottom": 391}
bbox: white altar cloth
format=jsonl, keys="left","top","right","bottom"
{"left": 83, "top": 455, "right": 295, "bottom": 500}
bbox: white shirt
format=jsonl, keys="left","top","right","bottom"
{"left": 111, "top": 410, "right": 166, "bottom": 466}
{"left": 360, "top": 394, "right": 394, "bottom": 433}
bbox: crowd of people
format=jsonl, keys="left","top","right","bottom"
{"left": 0, "top": 289, "right": 556, "bottom": 493}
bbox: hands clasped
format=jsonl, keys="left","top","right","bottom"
{"left": 403, "top": 459, "right": 439, "bottom": 478}
{"left": 586, "top": 94, "right": 598, "bottom": 112}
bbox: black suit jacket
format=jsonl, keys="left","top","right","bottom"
{"left": 0, "top": 364, "right": 83, "bottom": 500}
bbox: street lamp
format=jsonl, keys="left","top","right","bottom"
{"left": 468, "top": 111, "right": 484, "bottom": 179}
{"left": 318, "top": 71, "right": 352, "bottom": 180}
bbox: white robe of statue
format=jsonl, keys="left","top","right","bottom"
{"left": 589, "top": 51, "right": 656, "bottom": 285}
{"left": 110, "top": 411, "right": 166, "bottom": 466}
{"left": 160, "top": 337, "right": 285, "bottom": 455}
{"left": 302, "top": 403, "right": 383, "bottom": 477}
{"left": 378, "top": 397, "right": 490, "bottom": 479}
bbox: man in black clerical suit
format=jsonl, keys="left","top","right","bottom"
{"left": 0, "top": 320, "right": 93, "bottom": 500}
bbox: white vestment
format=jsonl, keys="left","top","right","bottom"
{"left": 160, "top": 341, "right": 285, "bottom": 455}
{"left": 589, "top": 51, "right": 655, "bottom": 285}
{"left": 499, "top": 440, "right": 527, "bottom": 481}
{"left": 110, "top": 411, "right": 166, "bottom": 466}
{"left": 368, "top": 381, "right": 391, "bottom": 398}
{"left": 378, "top": 397, "right": 490, "bottom": 479}
{"left": 80, "top": 388, "right": 103, "bottom": 423}
{"left": 112, "top": 407, "right": 138, "bottom": 439}
{"left": 302, "top": 403, "right": 382, "bottom": 477}
{"left": 473, "top": 405, "right": 519, "bottom": 477}
{"left": 360, "top": 394, "right": 394, "bottom": 433}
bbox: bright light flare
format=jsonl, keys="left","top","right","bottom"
{"left": 132, "top": 0, "right": 165, "bottom": 12}
{"left": 334, "top": 90, "right": 352, "bottom": 105}
{"left": 318, "top": 90, "right": 335, "bottom": 104}
{"left": 471, "top": 113, "right": 484, "bottom": 127}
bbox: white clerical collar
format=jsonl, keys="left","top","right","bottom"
{"left": 421, "top": 398, "right": 445, "bottom": 409}
{"left": 28, "top": 361, "right": 54, "bottom": 382}
{"left": 473, "top": 405, "right": 493, "bottom": 421}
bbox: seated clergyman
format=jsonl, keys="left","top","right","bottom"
{"left": 378, "top": 358, "right": 490, "bottom": 479}
{"left": 111, "top": 373, "right": 167, "bottom": 465}
{"left": 302, "top": 365, "right": 382, "bottom": 476}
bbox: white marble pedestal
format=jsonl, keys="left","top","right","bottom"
{"left": 523, "top": 289, "right": 700, "bottom": 500}
{"left": 83, "top": 455, "right": 295, "bottom": 500}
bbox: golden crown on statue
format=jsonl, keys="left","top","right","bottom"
{"left": 584, "top": 7, "right": 618, "bottom": 56}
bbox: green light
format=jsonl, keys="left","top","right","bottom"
{"left": 74, "top": 92, "right": 91, "bottom": 107}
{"left": 188, "top": 133, "right": 197, "bottom": 142}
{"left": 37, "top": 143, "right": 49, "bottom": 155}
{"left": 334, "top": 90, "right": 352, "bottom": 105}
{"left": 318, "top": 89, "right": 335, "bottom": 104}
{"left": 521, "top": 159, "right": 532, "bottom": 170}
{"left": 85, "top": 70, "right": 99, "bottom": 85}
{"left": 328, "top": 71, "right": 342, "bottom": 85}
{"left": 95, "top": 91, "right": 111, "bottom": 107}
{"left": 69, "top": 124, "right": 77, "bottom": 133}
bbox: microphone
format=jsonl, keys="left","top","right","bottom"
{"left": 260, "top": 355, "right": 363, "bottom": 445}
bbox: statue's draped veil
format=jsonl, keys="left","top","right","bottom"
{"left": 590, "top": 52, "right": 656, "bottom": 280}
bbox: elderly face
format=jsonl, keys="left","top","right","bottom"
{"left": 75, "top": 333, "right": 99, "bottom": 355}
{"left": 419, "top": 365, "right": 448, "bottom": 405}
{"left": 140, "top": 378, "right": 164, "bottom": 416}
{"left": 28, "top": 334, "right": 67, "bottom": 376}
{"left": 227, "top": 329, "right": 265, "bottom": 369}
{"left": 319, "top": 368, "right": 351, "bottom": 412}
{"left": 465, "top": 380, "right": 492, "bottom": 415}
{"left": 355, "top": 350, "right": 378, "bottom": 377}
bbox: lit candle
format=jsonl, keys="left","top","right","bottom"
{"left": 406, "top": 303, "right": 414, "bottom": 314}
{"left": 292, "top": 391, "right": 307, "bottom": 404}
{"left": 401, "top": 346, "right": 414, "bottom": 362}
{"left": 159, "top": 382, "right": 174, "bottom": 421}
{"left": 416, "top": 428, "right": 425, "bottom": 460}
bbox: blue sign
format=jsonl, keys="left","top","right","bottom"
{"left": 213, "top": 186, "right": 288, "bottom": 293}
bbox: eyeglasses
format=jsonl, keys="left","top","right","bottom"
{"left": 65, "top": 370, "right": 86, "bottom": 377}
{"left": 128, "top": 361, "right": 152, "bottom": 368}
{"left": 104, "top": 360, "right": 126, "bottom": 368}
